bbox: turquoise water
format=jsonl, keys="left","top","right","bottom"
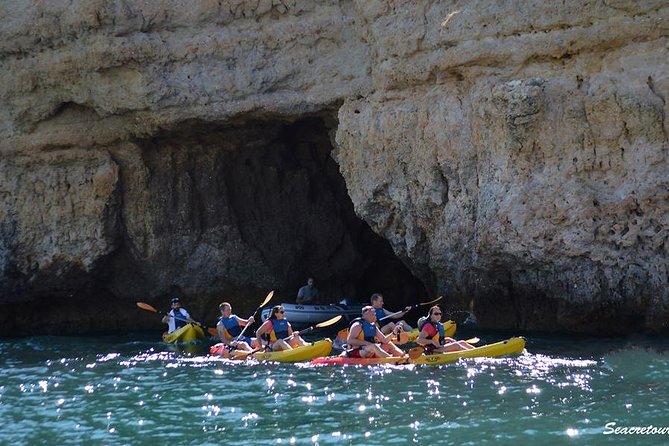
{"left": 1, "top": 333, "right": 668, "bottom": 445}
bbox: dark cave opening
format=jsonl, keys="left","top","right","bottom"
{"left": 0, "top": 116, "right": 429, "bottom": 336}
{"left": 214, "top": 117, "right": 427, "bottom": 303}
{"left": 105, "top": 116, "right": 428, "bottom": 326}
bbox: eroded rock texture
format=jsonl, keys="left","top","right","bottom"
{"left": 1, "top": 0, "right": 667, "bottom": 334}
{"left": 334, "top": 1, "right": 669, "bottom": 334}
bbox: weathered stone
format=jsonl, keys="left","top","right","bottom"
{"left": 0, "top": 0, "right": 668, "bottom": 334}
{"left": 0, "top": 150, "right": 121, "bottom": 299}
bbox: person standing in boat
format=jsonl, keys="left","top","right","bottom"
{"left": 216, "top": 302, "right": 259, "bottom": 354}
{"left": 255, "top": 305, "right": 308, "bottom": 351}
{"left": 161, "top": 297, "right": 198, "bottom": 333}
{"left": 416, "top": 305, "right": 475, "bottom": 353}
{"left": 345, "top": 306, "right": 405, "bottom": 358}
{"left": 370, "top": 293, "right": 413, "bottom": 335}
{"left": 296, "top": 277, "right": 319, "bottom": 304}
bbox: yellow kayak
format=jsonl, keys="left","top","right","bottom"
{"left": 251, "top": 339, "right": 333, "bottom": 362}
{"left": 409, "top": 337, "right": 526, "bottom": 365}
{"left": 162, "top": 323, "right": 206, "bottom": 344}
{"left": 310, "top": 354, "right": 409, "bottom": 365}
{"left": 212, "top": 339, "right": 334, "bottom": 363}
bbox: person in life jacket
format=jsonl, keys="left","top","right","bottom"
{"left": 255, "top": 305, "right": 308, "bottom": 352}
{"left": 345, "top": 305, "right": 405, "bottom": 358}
{"left": 416, "top": 305, "right": 475, "bottom": 354}
{"left": 215, "top": 302, "right": 259, "bottom": 356}
{"left": 161, "top": 297, "right": 199, "bottom": 333}
{"left": 370, "top": 293, "right": 413, "bottom": 335}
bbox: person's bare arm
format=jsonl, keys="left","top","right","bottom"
{"left": 346, "top": 323, "right": 369, "bottom": 347}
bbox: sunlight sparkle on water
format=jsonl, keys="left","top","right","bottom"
{"left": 2, "top": 334, "right": 667, "bottom": 446}
{"left": 526, "top": 385, "right": 541, "bottom": 394}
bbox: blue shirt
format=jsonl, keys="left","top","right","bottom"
{"left": 297, "top": 285, "right": 319, "bottom": 302}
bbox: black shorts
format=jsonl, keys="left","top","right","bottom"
{"left": 424, "top": 345, "right": 438, "bottom": 355}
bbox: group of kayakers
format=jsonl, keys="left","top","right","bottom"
{"left": 164, "top": 298, "right": 309, "bottom": 356}
{"left": 163, "top": 286, "right": 474, "bottom": 359}
{"left": 344, "top": 299, "right": 474, "bottom": 359}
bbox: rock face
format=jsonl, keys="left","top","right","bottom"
{"left": 0, "top": 1, "right": 668, "bottom": 334}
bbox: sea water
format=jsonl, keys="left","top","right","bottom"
{"left": 0, "top": 333, "right": 668, "bottom": 445}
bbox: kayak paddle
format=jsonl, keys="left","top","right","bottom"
{"left": 232, "top": 290, "right": 274, "bottom": 343}
{"left": 336, "top": 326, "right": 411, "bottom": 344}
{"left": 284, "top": 315, "right": 342, "bottom": 340}
{"left": 137, "top": 301, "right": 204, "bottom": 327}
{"left": 379, "top": 295, "right": 444, "bottom": 322}
{"left": 207, "top": 291, "right": 275, "bottom": 339}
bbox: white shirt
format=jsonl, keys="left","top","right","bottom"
{"left": 167, "top": 308, "right": 191, "bottom": 333}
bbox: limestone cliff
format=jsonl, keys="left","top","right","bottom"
{"left": 334, "top": 1, "right": 669, "bottom": 333}
{"left": 0, "top": 0, "right": 667, "bottom": 334}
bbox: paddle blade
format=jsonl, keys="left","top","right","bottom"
{"left": 419, "top": 296, "right": 443, "bottom": 306}
{"left": 314, "top": 315, "right": 342, "bottom": 329}
{"left": 137, "top": 302, "right": 158, "bottom": 313}
{"left": 208, "top": 327, "right": 219, "bottom": 338}
{"left": 465, "top": 337, "right": 480, "bottom": 344}
{"left": 257, "top": 290, "right": 274, "bottom": 309}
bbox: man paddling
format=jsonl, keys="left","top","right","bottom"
{"left": 371, "top": 293, "right": 413, "bottom": 335}
{"left": 416, "top": 305, "right": 475, "bottom": 353}
{"left": 216, "top": 302, "right": 259, "bottom": 355}
{"left": 161, "top": 297, "right": 198, "bottom": 333}
{"left": 345, "top": 306, "right": 405, "bottom": 358}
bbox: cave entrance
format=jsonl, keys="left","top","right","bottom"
{"left": 125, "top": 116, "right": 427, "bottom": 316}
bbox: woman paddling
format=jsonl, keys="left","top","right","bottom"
{"left": 416, "top": 305, "right": 475, "bottom": 353}
{"left": 255, "top": 305, "right": 308, "bottom": 352}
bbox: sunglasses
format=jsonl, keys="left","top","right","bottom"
{"left": 276, "top": 310, "right": 285, "bottom": 314}
{"left": 432, "top": 312, "right": 442, "bottom": 316}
